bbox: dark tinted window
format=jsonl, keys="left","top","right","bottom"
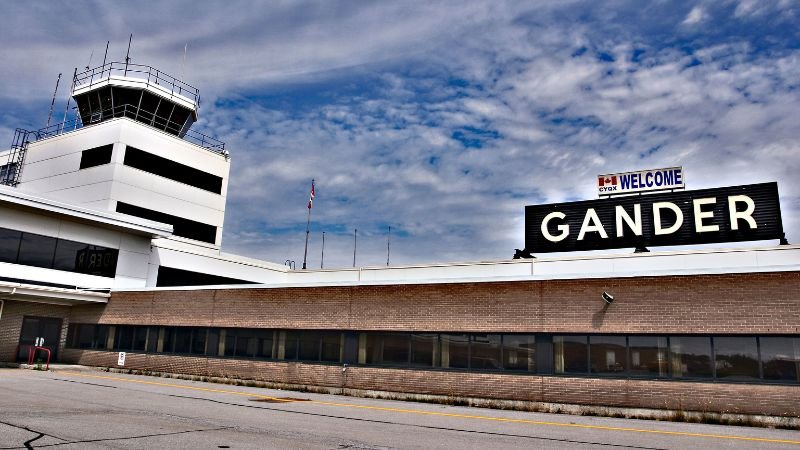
{"left": 320, "top": 332, "right": 341, "bottom": 362}
{"left": 115, "top": 326, "right": 134, "bottom": 351}
{"left": 555, "top": 335, "right": 588, "bottom": 374}
{"left": 503, "top": 334, "right": 536, "bottom": 372}
{"left": 284, "top": 331, "right": 299, "bottom": 360}
{"left": 132, "top": 327, "right": 148, "bottom": 352}
{"left": 0, "top": 228, "right": 117, "bottom": 277}
{"left": 670, "top": 336, "right": 713, "bottom": 378}
{"left": 79, "top": 144, "right": 113, "bottom": 169}
{"left": 628, "top": 336, "right": 669, "bottom": 377}
{"left": 714, "top": 337, "right": 759, "bottom": 380}
{"left": 441, "top": 334, "right": 469, "bottom": 369}
{"left": 116, "top": 202, "right": 217, "bottom": 244}
{"left": 156, "top": 266, "right": 253, "bottom": 287}
{"left": 410, "top": 334, "right": 437, "bottom": 367}
{"left": 206, "top": 329, "right": 220, "bottom": 356}
{"left": 123, "top": 146, "right": 223, "bottom": 194}
{"left": 76, "top": 325, "right": 96, "bottom": 349}
{"left": 470, "top": 334, "right": 502, "bottom": 370}
{"left": 590, "top": 335, "right": 627, "bottom": 375}
{"left": 17, "top": 233, "right": 56, "bottom": 268}
{"left": 761, "top": 337, "right": 800, "bottom": 382}
{"left": 53, "top": 239, "right": 118, "bottom": 277}
{"left": 225, "top": 328, "right": 257, "bottom": 358}
{"left": 254, "top": 330, "right": 274, "bottom": 359}
{"left": 145, "top": 326, "right": 159, "bottom": 353}
{"left": 298, "top": 331, "right": 322, "bottom": 361}
{"left": 171, "top": 328, "right": 193, "bottom": 354}
{"left": 0, "top": 228, "right": 21, "bottom": 263}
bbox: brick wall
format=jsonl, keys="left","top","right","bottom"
{"left": 80, "top": 271, "right": 800, "bottom": 334}
{"left": 62, "top": 349, "right": 800, "bottom": 417}
{"left": 56, "top": 271, "right": 800, "bottom": 416}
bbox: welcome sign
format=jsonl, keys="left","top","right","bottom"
{"left": 598, "top": 167, "right": 684, "bottom": 195}
{"left": 525, "top": 182, "right": 784, "bottom": 253}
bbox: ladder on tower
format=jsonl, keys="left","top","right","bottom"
{"left": 1, "top": 128, "right": 31, "bottom": 187}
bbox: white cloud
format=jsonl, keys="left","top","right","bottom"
{"left": 683, "top": 6, "right": 707, "bottom": 25}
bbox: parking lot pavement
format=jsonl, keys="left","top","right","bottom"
{"left": 1, "top": 368, "right": 799, "bottom": 449}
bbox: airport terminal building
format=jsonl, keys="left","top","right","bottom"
{"left": 1, "top": 62, "right": 798, "bottom": 418}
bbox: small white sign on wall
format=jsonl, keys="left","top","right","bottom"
{"left": 117, "top": 352, "right": 126, "bottom": 366}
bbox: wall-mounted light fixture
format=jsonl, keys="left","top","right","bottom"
{"left": 602, "top": 291, "right": 614, "bottom": 305}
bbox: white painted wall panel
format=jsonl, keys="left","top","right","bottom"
{"left": 0, "top": 262, "right": 115, "bottom": 288}
{"left": 113, "top": 166, "right": 226, "bottom": 211}
{"left": 0, "top": 206, "right": 61, "bottom": 236}
{"left": 56, "top": 220, "right": 122, "bottom": 249}
{"left": 20, "top": 164, "right": 116, "bottom": 197}
{"left": 22, "top": 122, "right": 122, "bottom": 165}
{"left": 18, "top": 153, "right": 83, "bottom": 182}
{"left": 118, "top": 233, "right": 152, "bottom": 255}
{"left": 111, "top": 181, "right": 224, "bottom": 226}
{"left": 116, "top": 250, "right": 151, "bottom": 279}
{"left": 27, "top": 182, "right": 115, "bottom": 207}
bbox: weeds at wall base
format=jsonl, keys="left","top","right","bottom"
{"left": 89, "top": 366, "right": 800, "bottom": 430}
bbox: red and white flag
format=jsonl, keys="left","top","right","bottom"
{"left": 307, "top": 179, "right": 315, "bottom": 209}
{"left": 598, "top": 175, "right": 617, "bottom": 187}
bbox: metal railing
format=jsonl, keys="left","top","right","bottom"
{"left": 24, "top": 103, "right": 226, "bottom": 155}
{"left": 74, "top": 62, "right": 200, "bottom": 105}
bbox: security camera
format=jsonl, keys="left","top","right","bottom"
{"left": 602, "top": 291, "right": 614, "bottom": 305}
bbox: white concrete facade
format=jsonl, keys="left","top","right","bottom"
{"left": 12, "top": 118, "right": 229, "bottom": 249}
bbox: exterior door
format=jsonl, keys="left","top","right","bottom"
{"left": 16, "top": 316, "right": 62, "bottom": 363}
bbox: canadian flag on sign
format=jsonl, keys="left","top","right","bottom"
{"left": 598, "top": 175, "right": 617, "bottom": 187}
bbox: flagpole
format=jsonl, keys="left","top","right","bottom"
{"left": 320, "top": 231, "right": 325, "bottom": 269}
{"left": 302, "top": 179, "right": 314, "bottom": 270}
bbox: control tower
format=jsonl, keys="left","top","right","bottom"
{"left": 0, "top": 62, "right": 230, "bottom": 253}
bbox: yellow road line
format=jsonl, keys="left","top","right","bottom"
{"left": 57, "top": 371, "right": 800, "bottom": 446}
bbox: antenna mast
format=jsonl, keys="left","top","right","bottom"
{"left": 124, "top": 34, "right": 132, "bottom": 76}
{"left": 353, "top": 229, "right": 358, "bottom": 268}
{"left": 387, "top": 226, "right": 391, "bottom": 266}
{"left": 102, "top": 40, "right": 110, "bottom": 67}
{"left": 60, "top": 68, "right": 77, "bottom": 132}
{"left": 46, "top": 73, "right": 62, "bottom": 128}
{"left": 320, "top": 231, "right": 325, "bottom": 269}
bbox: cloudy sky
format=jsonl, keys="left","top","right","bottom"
{"left": 1, "top": 0, "right": 798, "bottom": 268}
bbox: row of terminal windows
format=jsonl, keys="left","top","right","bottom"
{"left": 0, "top": 227, "right": 118, "bottom": 277}
{"left": 79, "top": 144, "right": 222, "bottom": 194}
{"left": 66, "top": 325, "right": 800, "bottom": 384}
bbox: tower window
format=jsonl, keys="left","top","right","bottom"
{"left": 79, "top": 144, "right": 114, "bottom": 169}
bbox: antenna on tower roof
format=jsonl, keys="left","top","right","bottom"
{"left": 124, "top": 33, "right": 132, "bottom": 76}
{"left": 85, "top": 49, "right": 93, "bottom": 71}
{"left": 60, "top": 68, "right": 77, "bottom": 133}
{"left": 46, "top": 73, "right": 61, "bottom": 128}
{"left": 182, "top": 43, "right": 188, "bottom": 81}
{"left": 102, "top": 40, "right": 110, "bottom": 67}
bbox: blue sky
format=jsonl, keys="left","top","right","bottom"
{"left": 1, "top": 0, "right": 798, "bottom": 268}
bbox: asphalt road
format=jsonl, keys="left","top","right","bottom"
{"left": 0, "top": 368, "right": 798, "bottom": 449}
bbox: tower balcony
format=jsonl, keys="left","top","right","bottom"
{"left": 71, "top": 62, "right": 201, "bottom": 140}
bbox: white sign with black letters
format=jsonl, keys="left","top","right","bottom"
{"left": 117, "top": 352, "right": 126, "bottom": 366}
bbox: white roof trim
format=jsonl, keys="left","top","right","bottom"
{"left": 0, "top": 185, "right": 173, "bottom": 237}
{"left": 0, "top": 281, "right": 110, "bottom": 305}
{"left": 116, "top": 244, "right": 800, "bottom": 292}
{"left": 72, "top": 76, "right": 197, "bottom": 112}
